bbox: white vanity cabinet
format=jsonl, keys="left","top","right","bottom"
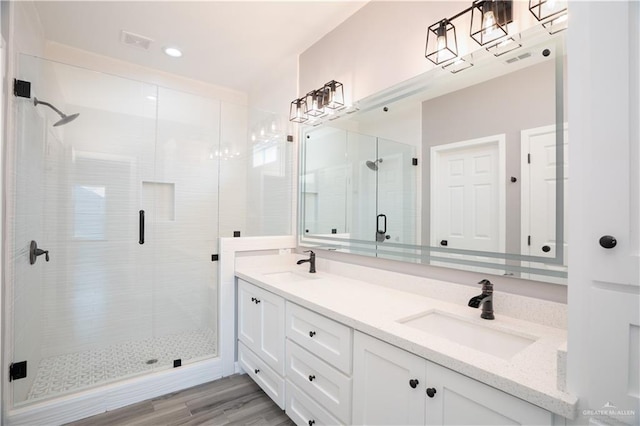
{"left": 237, "top": 279, "right": 286, "bottom": 408}
{"left": 285, "top": 302, "right": 353, "bottom": 426}
{"left": 353, "top": 332, "right": 554, "bottom": 426}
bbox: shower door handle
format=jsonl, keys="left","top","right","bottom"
{"left": 139, "top": 210, "right": 145, "bottom": 245}
{"left": 376, "top": 214, "right": 387, "bottom": 243}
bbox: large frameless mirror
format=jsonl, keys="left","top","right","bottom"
{"left": 299, "top": 24, "right": 567, "bottom": 284}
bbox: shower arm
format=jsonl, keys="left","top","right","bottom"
{"left": 34, "top": 98, "right": 66, "bottom": 117}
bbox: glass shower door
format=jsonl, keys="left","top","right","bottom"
{"left": 9, "top": 55, "right": 155, "bottom": 405}
{"left": 150, "top": 87, "right": 220, "bottom": 368}
{"left": 376, "top": 138, "right": 418, "bottom": 243}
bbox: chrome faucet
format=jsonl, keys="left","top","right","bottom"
{"left": 296, "top": 250, "right": 316, "bottom": 273}
{"left": 468, "top": 279, "right": 494, "bottom": 320}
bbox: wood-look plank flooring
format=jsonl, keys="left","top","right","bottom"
{"left": 66, "top": 374, "right": 295, "bottom": 426}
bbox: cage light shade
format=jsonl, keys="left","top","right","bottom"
{"left": 426, "top": 19, "right": 458, "bottom": 65}
{"left": 542, "top": 10, "right": 568, "bottom": 34}
{"left": 529, "top": 0, "right": 567, "bottom": 22}
{"left": 470, "top": 0, "right": 513, "bottom": 46}
{"left": 305, "top": 89, "right": 325, "bottom": 117}
{"left": 322, "top": 80, "right": 344, "bottom": 109}
{"left": 289, "top": 98, "right": 308, "bottom": 123}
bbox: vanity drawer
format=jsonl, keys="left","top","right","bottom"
{"left": 286, "top": 340, "right": 352, "bottom": 424}
{"left": 286, "top": 302, "right": 352, "bottom": 374}
{"left": 286, "top": 380, "right": 342, "bottom": 426}
{"left": 238, "top": 341, "right": 285, "bottom": 409}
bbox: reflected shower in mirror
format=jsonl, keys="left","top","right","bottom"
{"left": 299, "top": 25, "right": 567, "bottom": 284}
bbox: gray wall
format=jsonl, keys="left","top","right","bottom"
{"left": 422, "top": 58, "right": 563, "bottom": 255}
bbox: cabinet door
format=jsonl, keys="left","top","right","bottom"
{"left": 353, "top": 332, "right": 426, "bottom": 425}
{"left": 425, "top": 361, "right": 552, "bottom": 425}
{"left": 237, "top": 280, "right": 285, "bottom": 375}
{"left": 237, "top": 280, "right": 258, "bottom": 348}
{"left": 257, "top": 285, "right": 286, "bottom": 375}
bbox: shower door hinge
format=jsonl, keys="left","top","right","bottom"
{"left": 211, "top": 254, "right": 219, "bottom": 262}
{"left": 412, "top": 158, "right": 418, "bottom": 166}
{"left": 13, "top": 79, "right": 31, "bottom": 98}
{"left": 9, "top": 361, "right": 27, "bottom": 381}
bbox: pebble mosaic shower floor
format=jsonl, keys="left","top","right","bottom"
{"left": 27, "top": 329, "right": 217, "bottom": 400}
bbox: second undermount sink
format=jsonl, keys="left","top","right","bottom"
{"left": 263, "top": 270, "right": 320, "bottom": 283}
{"left": 397, "top": 311, "right": 537, "bottom": 360}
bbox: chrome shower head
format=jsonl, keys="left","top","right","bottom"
{"left": 34, "top": 97, "right": 79, "bottom": 127}
{"left": 366, "top": 158, "right": 383, "bottom": 171}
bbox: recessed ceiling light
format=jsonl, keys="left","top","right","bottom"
{"left": 164, "top": 47, "right": 182, "bottom": 58}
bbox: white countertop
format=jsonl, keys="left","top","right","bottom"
{"left": 235, "top": 258, "right": 578, "bottom": 419}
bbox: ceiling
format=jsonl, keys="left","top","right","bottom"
{"left": 34, "top": 1, "right": 367, "bottom": 92}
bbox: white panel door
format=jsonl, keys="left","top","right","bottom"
{"left": 431, "top": 135, "right": 506, "bottom": 253}
{"left": 352, "top": 332, "right": 426, "bottom": 425}
{"left": 520, "top": 124, "right": 568, "bottom": 265}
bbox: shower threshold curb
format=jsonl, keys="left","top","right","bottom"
{"left": 7, "top": 358, "right": 222, "bottom": 426}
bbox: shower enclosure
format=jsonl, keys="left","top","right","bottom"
{"left": 301, "top": 126, "right": 418, "bottom": 258}
{"left": 5, "top": 54, "right": 292, "bottom": 408}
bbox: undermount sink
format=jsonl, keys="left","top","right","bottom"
{"left": 263, "top": 270, "right": 320, "bottom": 283}
{"left": 397, "top": 311, "right": 537, "bottom": 360}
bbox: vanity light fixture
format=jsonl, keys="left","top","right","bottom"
{"left": 305, "top": 89, "right": 326, "bottom": 117}
{"left": 529, "top": 0, "right": 568, "bottom": 34}
{"left": 425, "top": 19, "right": 458, "bottom": 65}
{"left": 425, "top": 0, "right": 512, "bottom": 65}
{"left": 529, "top": 0, "right": 567, "bottom": 22}
{"left": 322, "top": 80, "right": 344, "bottom": 110}
{"left": 470, "top": 0, "right": 513, "bottom": 46}
{"left": 289, "top": 98, "right": 308, "bottom": 123}
{"left": 289, "top": 80, "right": 345, "bottom": 122}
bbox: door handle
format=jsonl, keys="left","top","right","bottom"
{"left": 376, "top": 214, "right": 387, "bottom": 242}
{"left": 139, "top": 210, "right": 145, "bottom": 244}
{"left": 29, "top": 240, "right": 49, "bottom": 265}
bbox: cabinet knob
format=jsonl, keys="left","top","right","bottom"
{"left": 599, "top": 235, "right": 617, "bottom": 249}
{"left": 254, "top": 369, "right": 260, "bottom": 374}
{"left": 309, "top": 331, "right": 316, "bottom": 337}
{"left": 308, "top": 421, "right": 315, "bottom": 426}
{"left": 251, "top": 297, "right": 256, "bottom": 302}
{"left": 308, "top": 375, "right": 316, "bottom": 382}
{"left": 541, "top": 245, "right": 551, "bottom": 253}
{"left": 254, "top": 298, "right": 261, "bottom": 304}
{"left": 409, "top": 379, "right": 419, "bottom": 389}
{"left": 426, "top": 387, "right": 437, "bottom": 398}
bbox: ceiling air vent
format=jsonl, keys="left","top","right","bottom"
{"left": 120, "top": 31, "right": 154, "bottom": 50}
{"left": 504, "top": 51, "right": 532, "bottom": 65}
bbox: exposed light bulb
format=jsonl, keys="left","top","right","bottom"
{"left": 482, "top": 10, "right": 497, "bottom": 36}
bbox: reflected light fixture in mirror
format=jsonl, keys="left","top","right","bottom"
{"left": 289, "top": 98, "right": 308, "bottom": 123}
{"left": 486, "top": 36, "right": 522, "bottom": 56}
